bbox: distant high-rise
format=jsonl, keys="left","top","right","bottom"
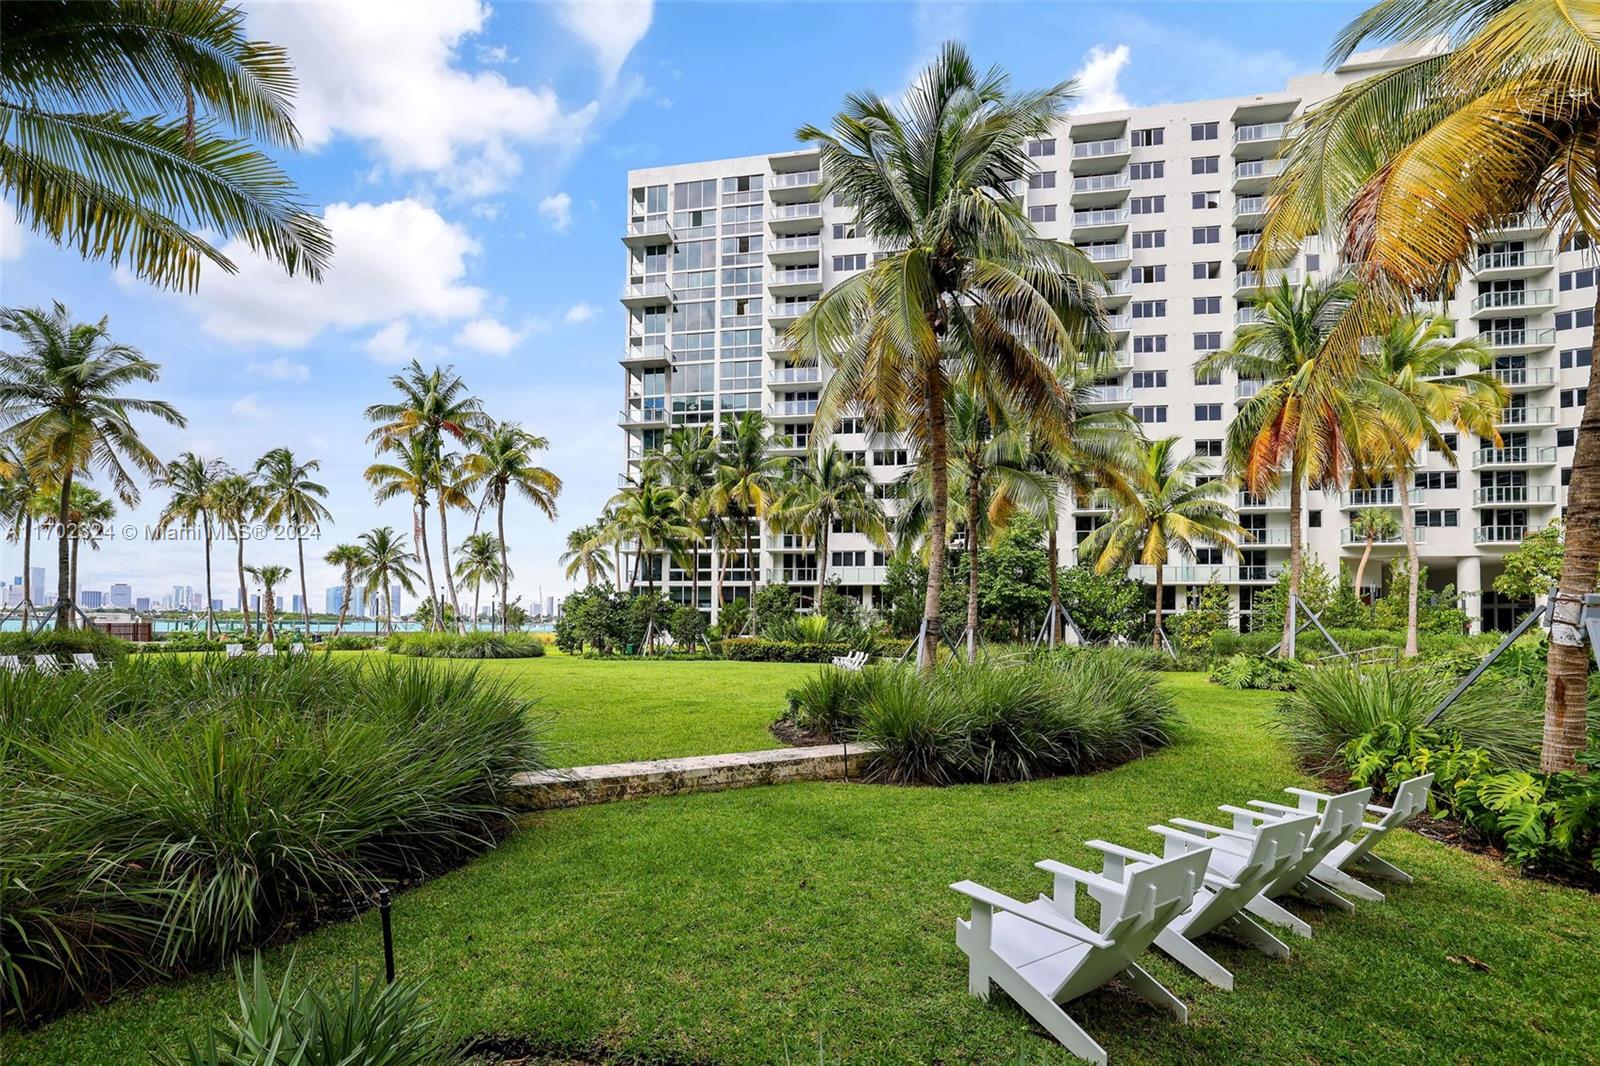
{"left": 390, "top": 586, "right": 403, "bottom": 617}
{"left": 326, "top": 586, "right": 344, "bottom": 615}
{"left": 250, "top": 593, "right": 261, "bottom": 614}
{"left": 109, "top": 582, "right": 133, "bottom": 608}
{"left": 135, "top": 596, "right": 151, "bottom": 612}
{"left": 81, "top": 590, "right": 104, "bottom": 609}
{"left": 291, "top": 594, "right": 303, "bottom": 614}
{"left": 545, "top": 594, "right": 556, "bottom": 617}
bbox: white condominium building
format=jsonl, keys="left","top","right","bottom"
{"left": 618, "top": 42, "right": 1591, "bottom": 633}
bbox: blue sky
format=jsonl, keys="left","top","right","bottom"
{"left": 0, "top": 0, "right": 1366, "bottom": 610}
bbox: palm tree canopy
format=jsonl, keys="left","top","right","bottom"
{"left": 0, "top": 0, "right": 332, "bottom": 289}
{"left": 323, "top": 542, "right": 368, "bottom": 572}
{"left": 1080, "top": 436, "right": 1242, "bottom": 572}
{"left": 455, "top": 531, "right": 507, "bottom": 584}
{"left": 710, "top": 411, "right": 787, "bottom": 519}
{"left": 356, "top": 525, "right": 420, "bottom": 595}
{"left": 610, "top": 479, "right": 697, "bottom": 566}
{"left": 1351, "top": 507, "right": 1401, "bottom": 540}
{"left": 255, "top": 446, "right": 331, "bottom": 529}
{"left": 771, "top": 442, "right": 888, "bottom": 546}
{"left": 365, "top": 435, "right": 434, "bottom": 508}
{"left": 464, "top": 420, "right": 561, "bottom": 517}
{"left": 208, "top": 471, "right": 259, "bottom": 530}
{"left": 245, "top": 563, "right": 291, "bottom": 585}
{"left": 560, "top": 521, "right": 615, "bottom": 583}
{"left": 153, "top": 451, "right": 229, "bottom": 534}
{"left": 364, "top": 360, "right": 488, "bottom": 451}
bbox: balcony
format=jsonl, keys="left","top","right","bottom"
{"left": 1232, "top": 121, "right": 1287, "bottom": 158}
{"left": 767, "top": 298, "right": 818, "bottom": 325}
{"left": 1234, "top": 306, "right": 1262, "bottom": 327}
{"left": 1490, "top": 366, "right": 1557, "bottom": 390}
{"left": 1235, "top": 378, "right": 1266, "bottom": 403}
{"left": 1342, "top": 487, "right": 1403, "bottom": 508}
{"left": 618, "top": 407, "right": 667, "bottom": 426}
{"left": 622, "top": 217, "right": 675, "bottom": 246}
{"left": 767, "top": 399, "right": 819, "bottom": 419}
{"left": 1129, "top": 564, "right": 1272, "bottom": 585}
{"left": 1232, "top": 158, "right": 1286, "bottom": 192}
{"left": 1497, "top": 405, "right": 1557, "bottom": 428}
{"left": 1082, "top": 242, "right": 1132, "bottom": 270}
{"left": 1104, "top": 312, "right": 1133, "bottom": 336}
{"left": 620, "top": 279, "right": 676, "bottom": 307}
{"left": 1101, "top": 277, "right": 1133, "bottom": 305}
{"left": 769, "top": 169, "right": 822, "bottom": 202}
{"left": 1482, "top": 328, "right": 1557, "bottom": 354}
{"left": 1071, "top": 207, "right": 1130, "bottom": 239}
{"left": 1236, "top": 491, "right": 1290, "bottom": 510}
{"left": 1341, "top": 526, "right": 1424, "bottom": 545}
{"left": 768, "top": 201, "right": 823, "bottom": 233}
{"left": 768, "top": 267, "right": 822, "bottom": 295}
{"left": 1232, "top": 195, "right": 1269, "bottom": 227}
{"left": 1472, "top": 445, "right": 1558, "bottom": 468}
{"left": 768, "top": 234, "right": 822, "bottom": 264}
{"left": 768, "top": 565, "right": 887, "bottom": 586}
{"left": 1069, "top": 137, "right": 1131, "bottom": 172}
{"left": 1234, "top": 268, "right": 1301, "bottom": 295}
{"left": 620, "top": 340, "right": 672, "bottom": 367}
{"left": 1485, "top": 212, "right": 1547, "bottom": 238}
{"left": 1233, "top": 231, "right": 1263, "bottom": 263}
{"left": 1469, "top": 288, "right": 1555, "bottom": 317}
{"left": 1473, "top": 525, "right": 1529, "bottom": 546}
{"left": 1242, "top": 528, "right": 1291, "bottom": 546}
{"left": 1472, "top": 249, "right": 1554, "bottom": 280}
{"left": 1070, "top": 171, "right": 1131, "bottom": 206}
{"left": 766, "top": 331, "right": 798, "bottom": 352}
{"left": 768, "top": 365, "right": 826, "bottom": 386}
{"left": 1083, "top": 384, "right": 1133, "bottom": 408}
{"left": 1471, "top": 484, "right": 1558, "bottom": 507}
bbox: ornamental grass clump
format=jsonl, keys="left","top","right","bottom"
{"left": 0, "top": 653, "right": 544, "bottom": 1026}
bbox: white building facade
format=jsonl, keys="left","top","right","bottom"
{"left": 618, "top": 44, "right": 1591, "bottom": 633}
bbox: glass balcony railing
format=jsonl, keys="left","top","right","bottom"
{"left": 1471, "top": 485, "right": 1557, "bottom": 506}
{"left": 1072, "top": 138, "right": 1130, "bottom": 159}
{"left": 1470, "top": 288, "right": 1554, "bottom": 313}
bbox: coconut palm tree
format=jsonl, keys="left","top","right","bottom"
{"left": 1080, "top": 437, "right": 1243, "bottom": 650}
{"left": 1354, "top": 313, "right": 1505, "bottom": 656}
{"left": 560, "top": 522, "right": 614, "bottom": 588}
{"left": 433, "top": 450, "right": 474, "bottom": 632}
{"left": 792, "top": 44, "right": 1108, "bottom": 667}
{"left": 1194, "top": 276, "right": 1362, "bottom": 657}
{"left": 608, "top": 478, "right": 697, "bottom": 597}
{"left": 770, "top": 442, "right": 887, "bottom": 611}
{"left": 323, "top": 542, "right": 368, "bottom": 638}
{"left": 152, "top": 452, "right": 229, "bottom": 638}
{"left": 646, "top": 425, "right": 718, "bottom": 612}
{"left": 245, "top": 564, "right": 291, "bottom": 643}
{"left": 0, "top": 446, "right": 43, "bottom": 627}
{"left": 1266, "top": 0, "right": 1600, "bottom": 768}
{"left": 0, "top": 2, "right": 331, "bottom": 290}
{"left": 1349, "top": 508, "right": 1401, "bottom": 605}
{"left": 463, "top": 421, "right": 561, "bottom": 633}
{"left": 0, "top": 303, "right": 185, "bottom": 628}
{"left": 356, "top": 526, "right": 419, "bottom": 637}
{"left": 254, "top": 447, "right": 331, "bottom": 640}
{"left": 454, "top": 531, "right": 506, "bottom": 629}
{"left": 37, "top": 485, "right": 115, "bottom": 616}
{"left": 364, "top": 435, "right": 439, "bottom": 628}
{"left": 710, "top": 411, "right": 787, "bottom": 630}
{"left": 210, "top": 472, "right": 260, "bottom": 636}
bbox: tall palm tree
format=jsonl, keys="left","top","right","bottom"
{"left": 245, "top": 564, "right": 291, "bottom": 643}
{"left": 560, "top": 522, "right": 614, "bottom": 587}
{"left": 1354, "top": 313, "right": 1505, "bottom": 656}
{"left": 454, "top": 531, "right": 506, "bottom": 629}
{"left": 0, "top": 1, "right": 331, "bottom": 290}
{"left": 1080, "top": 437, "right": 1242, "bottom": 650}
{"left": 0, "top": 303, "right": 185, "bottom": 628}
{"left": 323, "top": 542, "right": 368, "bottom": 638}
{"left": 254, "top": 447, "right": 330, "bottom": 640}
{"left": 710, "top": 411, "right": 786, "bottom": 630}
{"left": 1348, "top": 507, "right": 1400, "bottom": 605}
{"left": 463, "top": 421, "right": 561, "bottom": 633}
{"left": 209, "top": 472, "right": 260, "bottom": 636}
{"left": 771, "top": 442, "right": 887, "bottom": 610}
{"left": 1195, "top": 276, "right": 1361, "bottom": 657}
{"left": 0, "top": 446, "right": 43, "bottom": 627}
{"left": 37, "top": 485, "right": 114, "bottom": 615}
{"left": 793, "top": 44, "right": 1108, "bottom": 667}
{"left": 646, "top": 425, "right": 718, "bottom": 612}
{"left": 356, "top": 526, "right": 419, "bottom": 637}
{"left": 608, "top": 478, "right": 697, "bottom": 596}
{"left": 433, "top": 450, "right": 474, "bottom": 632}
{"left": 1266, "top": 0, "right": 1600, "bottom": 768}
{"left": 152, "top": 452, "right": 229, "bottom": 638}
{"left": 364, "top": 435, "right": 439, "bottom": 629}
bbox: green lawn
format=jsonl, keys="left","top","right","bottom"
{"left": 7, "top": 672, "right": 1597, "bottom": 1065}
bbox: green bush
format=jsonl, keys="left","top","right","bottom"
{"left": 322, "top": 633, "right": 380, "bottom": 651}
{"left": 668, "top": 604, "right": 708, "bottom": 649}
{"left": 0, "top": 654, "right": 544, "bottom": 1024}
{"left": 385, "top": 631, "right": 546, "bottom": 659}
{"left": 720, "top": 636, "right": 908, "bottom": 663}
{"left": 783, "top": 666, "right": 873, "bottom": 738}
{"left": 1210, "top": 654, "right": 1300, "bottom": 691}
{"left": 0, "top": 627, "right": 129, "bottom": 661}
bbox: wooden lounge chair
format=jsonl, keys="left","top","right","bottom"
{"left": 224, "top": 643, "right": 243, "bottom": 657}
{"left": 1073, "top": 812, "right": 1317, "bottom": 990}
{"left": 33, "top": 654, "right": 63, "bottom": 675}
{"left": 71, "top": 653, "right": 99, "bottom": 672}
{"left": 1250, "top": 774, "right": 1434, "bottom": 902}
{"left": 952, "top": 847, "right": 1211, "bottom": 1064}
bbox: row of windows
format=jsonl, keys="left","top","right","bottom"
{"left": 1559, "top": 268, "right": 1595, "bottom": 291}
{"left": 1556, "top": 308, "right": 1595, "bottom": 331}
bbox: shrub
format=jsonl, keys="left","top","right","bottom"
{"left": 720, "top": 636, "right": 908, "bottom": 663}
{"left": 385, "top": 631, "right": 546, "bottom": 659}
{"left": 668, "top": 605, "right": 708, "bottom": 649}
{"left": 1210, "top": 654, "right": 1300, "bottom": 692}
{"left": 753, "top": 583, "right": 798, "bottom": 632}
{"left": 323, "top": 633, "right": 380, "bottom": 651}
{"left": 0, "top": 627, "right": 129, "bottom": 662}
{"left": 784, "top": 666, "right": 873, "bottom": 738}
{"left": 713, "top": 598, "right": 751, "bottom": 640}
{"left": 0, "top": 654, "right": 544, "bottom": 1024}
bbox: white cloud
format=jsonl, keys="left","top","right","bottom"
{"left": 477, "top": 44, "right": 510, "bottom": 65}
{"left": 230, "top": 395, "right": 270, "bottom": 419}
{"left": 538, "top": 192, "right": 573, "bottom": 232}
{"left": 894, "top": 1, "right": 968, "bottom": 103}
{"left": 247, "top": 1, "right": 598, "bottom": 194}
{"left": 454, "top": 317, "right": 524, "bottom": 356}
{"left": 187, "top": 199, "right": 484, "bottom": 347}
{"left": 245, "top": 356, "right": 310, "bottom": 382}
{"left": 1071, "top": 45, "right": 1132, "bottom": 114}
{"left": 553, "top": 0, "right": 653, "bottom": 85}
{"left": 364, "top": 321, "right": 419, "bottom": 365}
{"left": 563, "top": 302, "right": 596, "bottom": 324}
{"left": 0, "top": 208, "right": 23, "bottom": 260}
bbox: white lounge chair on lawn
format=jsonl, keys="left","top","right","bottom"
{"left": 952, "top": 848, "right": 1211, "bottom": 1065}
{"left": 33, "top": 654, "right": 63, "bottom": 675}
{"left": 290, "top": 642, "right": 306, "bottom": 655}
{"left": 256, "top": 643, "right": 275, "bottom": 657}
{"left": 0, "top": 654, "right": 22, "bottom": 674}
{"left": 71, "top": 653, "right": 99, "bottom": 673}
{"left": 224, "top": 643, "right": 243, "bottom": 657}
{"left": 1170, "top": 786, "right": 1372, "bottom": 939}
{"left": 830, "top": 650, "right": 869, "bottom": 671}
{"left": 1249, "top": 774, "right": 1434, "bottom": 903}
{"left": 1074, "top": 812, "right": 1318, "bottom": 990}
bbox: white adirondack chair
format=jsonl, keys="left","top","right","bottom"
{"left": 71, "top": 653, "right": 99, "bottom": 673}
{"left": 952, "top": 847, "right": 1211, "bottom": 1065}
{"left": 830, "top": 650, "right": 868, "bottom": 671}
{"left": 289, "top": 642, "right": 306, "bottom": 655}
{"left": 224, "top": 643, "right": 243, "bottom": 657}
{"left": 1251, "top": 774, "right": 1434, "bottom": 902}
{"left": 256, "top": 643, "right": 275, "bottom": 657}
{"left": 0, "top": 654, "right": 22, "bottom": 674}
{"left": 33, "top": 654, "right": 63, "bottom": 676}
{"left": 1075, "top": 812, "right": 1318, "bottom": 990}
{"left": 1170, "top": 786, "right": 1373, "bottom": 938}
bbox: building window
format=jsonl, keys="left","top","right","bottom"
{"left": 1414, "top": 471, "right": 1458, "bottom": 490}
{"left": 1559, "top": 268, "right": 1596, "bottom": 291}
{"left": 1414, "top": 510, "right": 1460, "bottom": 528}
{"left": 1191, "top": 190, "right": 1221, "bottom": 210}
{"left": 1192, "top": 226, "right": 1221, "bottom": 245}
{"left": 1193, "top": 296, "right": 1222, "bottom": 314}
{"left": 1195, "top": 438, "right": 1223, "bottom": 457}
{"left": 1027, "top": 138, "right": 1056, "bottom": 157}
{"left": 1193, "top": 260, "right": 1222, "bottom": 280}
{"left": 1194, "top": 367, "right": 1221, "bottom": 385}
{"left": 1558, "top": 428, "right": 1576, "bottom": 448}
{"left": 1132, "top": 264, "right": 1166, "bottom": 284}
{"left": 1191, "top": 155, "right": 1219, "bottom": 175}
{"left": 832, "top": 253, "right": 866, "bottom": 272}
{"left": 1133, "top": 230, "right": 1166, "bottom": 249}
{"left": 1028, "top": 204, "right": 1057, "bottom": 223}
{"left": 1133, "top": 334, "right": 1167, "bottom": 354}
{"left": 1556, "top": 308, "right": 1595, "bottom": 331}
{"left": 1195, "top": 403, "right": 1223, "bottom": 421}
{"left": 1305, "top": 253, "right": 1321, "bottom": 272}
{"left": 1028, "top": 171, "right": 1057, "bottom": 189}
{"left": 1133, "top": 369, "right": 1167, "bottom": 388}
{"left": 1190, "top": 121, "right": 1219, "bottom": 141}
{"left": 1562, "top": 387, "right": 1589, "bottom": 408}
{"left": 836, "top": 417, "right": 865, "bottom": 434}
{"left": 1193, "top": 331, "right": 1222, "bottom": 351}
{"left": 1559, "top": 347, "right": 1593, "bottom": 368}
{"left": 1132, "top": 300, "right": 1167, "bottom": 319}
{"left": 831, "top": 222, "right": 857, "bottom": 240}
{"left": 1132, "top": 405, "right": 1168, "bottom": 424}
{"left": 1129, "top": 161, "right": 1164, "bottom": 180}
{"left": 1132, "top": 127, "right": 1164, "bottom": 147}
{"left": 1131, "top": 195, "right": 1165, "bottom": 215}
{"left": 1309, "top": 510, "right": 1322, "bottom": 528}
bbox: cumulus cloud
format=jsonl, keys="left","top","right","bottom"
{"left": 186, "top": 199, "right": 484, "bottom": 347}
{"left": 230, "top": 395, "right": 270, "bottom": 419}
{"left": 245, "top": 356, "right": 310, "bottom": 382}
{"left": 563, "top": 302, "right": 596, "bottom": 324}
{"left": 0, "top": 208, "right": 24, "bottom": 260}
{"left": 553, "top": 0, "right": 653, "bottom": 85}
{"left": 454, "top": 317, "right": 524, "bottom": 356}
{"left": 1071, "top": 45, "right": 1132, "bottom": 114}
{"left": 247, "top": 1, "right": 598, "bottom": 194}
{"left": 364, "top": 321, "right": 420, "bottom": 365}
{"left": 539, "top": 192, "right": 573, "bottom": 232}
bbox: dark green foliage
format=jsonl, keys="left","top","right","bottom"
{"left": 713, "top": 598, "right": 750, "bottom": 640}
{"left": 668, "top": 605, "right": 709, "bottom": 649}
{"left": 1208, "top": 626, "right": 1495, "bottom": 661}
{"left": 1210, "top": 654, "right": 1300, "bottom": 692}
{"left": 0, "top": 654, "right": 544, "bottom": 1024}
{"left": 322, "top": 634, "right": 380, "bottom": 651}
{"left": 719, "top": 637, "right": 909, "bottom": 664}
{"left": 783, "top": 666, "right": 873, "bottom": 738}
{"left": 752, "top": 583, "right": 797, "bottom": 631}
{"left": 818, "top": 583, "right": 860, "bottom": 630}
{"left": 878, "top": 555, "right": 927, "bottom": 637}
{"left": 976, "top": 514, "right": 1052, "bottom": 640}
{"left": 1055, "top": 566, "right": 1149, "bottom": 642}
{"left": 386, "top": 631, "right": 546, "bottom": 659}
{"left": 1171, "top": 583, "right": 1230, "bottom": 656}
{"left": 1371, "top": 561, "right": 1470, "bottom": 635}
{"left": 1491, "top": 520, "right": 1569, "bottom": 602}
{"left": 0, "top": 627, "right": 129, "bottom": 661}
{"left": 555, "top": 584, "right": 681, "bottom": 654}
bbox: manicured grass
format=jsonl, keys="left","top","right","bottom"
{"left": 6, "top": 674, "right": 1596, "bottom": 1065}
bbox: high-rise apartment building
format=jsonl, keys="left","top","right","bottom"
{"left": 109, "top": 582, "right": 133, "bottom": 609}
{"left": 618, "top": 42, "right": 1590, "bottom": 633}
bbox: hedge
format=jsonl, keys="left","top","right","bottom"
{"left": 718, "top": 637, "right": 912, "bottom": 663}
{"left": 0, "top": 628, "right": 130, "bottom": 661}
{"left": 385, "top": 631, "right": 547, "bottom": 659}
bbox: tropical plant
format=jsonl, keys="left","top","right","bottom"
{"left": 209, "top": 472, "right": 260, "bottom": 636}
{"left": 0, "top": 1, "right": 331, "bottom": 290}
{"left": 771, "top": 442, "right": 886, "bottom": 610}
{"left": 152, "top": 453, "right": 229, "bottom": 638}
{"left": 454, "top": 531, "right": 506, "bottom": 628}
{"left": 35, "top": 484, "right": 115, "bottom": 614}
{"left": 646, "top": 425, "right": 719, "bottom": 611}
{"left": 0, "top": 303, "right": 185, "bottom": 628}
{"left": 559, "top": 521, "right": 614, "bottom": 588}
{"left": 254, "top": 448, "right": 330, "bottom": 640}
{"left": 0, "top": 446, "right": 42, "bottom": 627}
{"left": 463, "top": 421, "right": 560, "bottom": 633}
{"left": 356, "top": 526, "right": 419, "bottom": 636}
{"left": 1266, "top": 0, "right": 1600, "bottom": 769}
{"left": 322, "top": 543, "right": 368, "bottom": 638}
{"left": 1348, "top": 507, "right": 1400, "bottom": 604}
{"left": 364, "top": 435, "right": 440, "bottom": 629}
{"left": 1079, "top": 437, "right": 1242, "bottom": 649}
{"left": 244, "top": 563, "right": 290, "bottom": 643}
{"left": 432, "top": 450, "right": 475, "bottom": 632}
{"left": 608, "top": 477, "right": 696, "bottom": 599}
{"left": 710, "top": 411, "right": 786, "bottom": 629}
{"left": 1493, "top": 520, "right": 1570, "bottom": 602}
{"left": 793, "top": 44, "right": 1108, "bottom": 667}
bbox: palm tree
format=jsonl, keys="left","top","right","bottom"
{"left": 560, "top": 522, "right": 614, "bottom": 587}
{"left": 1266, "top": 1, "right": 1600, "bottom": 768}
{"left": 210, "top": 472, "right": 260, "bottom": 636}
{"left": 793, "top": 44, "right": 1107, "bottom": 667}
{"left": 463, "top": 421, "right": 561, "bottom": 633}
{"left": 1354, "top": 313, "right": 1505, "bottom": 656}
{"left": 152, "top": 452, "right": 228, "bottom": 638}
{"left": 433, "top": 450, "right": 474, "bottom": 632}
{"left": 245, "top": 564, "right": 291, "bottom": 643}
{"left": 37, "top": 485, "right": 115, "bottom": 615}
{"left": 1348, "top": 508, "right": 1401, "bottom": 605}
{"left": 771, "top": 442, "right": 887, "bottom": 611}
{"left": 710, "top": 411, "right": 786, "bottom": 630}
{"left": 608, "top": 478, "right": 697, "bottom": 597}
{"left": 1080, "top": 437, "right": 1242, "bottom": 650}
{"left": 0, "top": 2, "right": 331, "bottom": 290}
{"left": 1195, "top": 276, "right": 1361, "bottom": 657}
{"left": 0, "top": 446, "right": 43, "bottom": 627}
{"left": 364, "top": 435, "right": 439, "bottom": 628}
{"left": 0, "top": 303, "right": 185, "bottom": 628}
{"left": 254, "top": 447, "right": 331, "bottom": 640}
{"left": 646, "top": 425, "right": 718, "bottom": 612}
{"left": 454, "top": 531, "right": 506, "bottom": 629}
{"left": 323, "top": 543, "right": 368, "bottom": 638}
{"left": 356, "top": 526, "right": 419, "bottom": 637}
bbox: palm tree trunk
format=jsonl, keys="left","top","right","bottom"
{"left": 202, "top": 514, "right": 215, "bottom": 639}
{"left": 70, "top": 536, "right": 80, "bottom": 614}
{"left": 472, "top": 578, "right": 482, "bottom": 631}
{"left": 815, "top": 523, "right": 829, "bottom": 612}
{"left": 1541, "top": 298, "right": 1600, "bottom": 771}
{"left": 333, "top": 568, "right": 352, "bottom": 638}
{"left": 1047, "top": 514, "right": 1061, "bottom": 646}
{"left": 296, "top": 531, "right": 311, "bottom": 641}
{"left": 1397, "top": 479, "right": 1419, "bottom": 658}
{"left": 921, "top": 376, "right": 949, "bottom": 670}
{"left": 1152, "top": 568, "right": 1166, "bottom": 651}
{"left": 236, "top": 528, "right": 250, "bottom": 637}
{"left": 437, "top": 497, "right": 464, "bottom": 633}
{"left": 743, "top": 513, "right": 757, "bottom": 634}
{"left": 966, "top": 478, "right": 982, "bottom": 662}
{"left": 385, "top": 580, "right": 395, "bottom": 637}
{"left": 1354, "top": 535, "right": 1375, "bottom": 604}
{"left": 264, "top": 586, "right": 276, "bottom": 643}
{"left": 20, "top": 512, "right": 32, "bottom": 629}
{"left": 415, "top": 500, "right": 438, "bottom": 630}
{"left": 54, "top": 469, "right": 72, "bottom": 629}
{"left": 1282, "top": 471, "right": 1304, "bottom": 659}
{"left": 497, "top": 499, "right": 511, "bottom": 635}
